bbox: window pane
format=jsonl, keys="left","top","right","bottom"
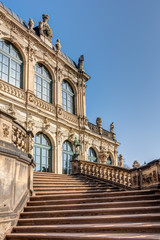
{"left": 3, "top": 55, "right": 9, "bottom": 65}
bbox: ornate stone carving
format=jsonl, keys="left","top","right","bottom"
{"left": 110, "top": 122, "right": 114, "bottom": 133}
{"left": 118, "top": 154, "right": 123, "bottom": 167}
{"left": 28, "top": 18, "right": 34, "bottom": 30}
{"left": 3, "top": 123, "right": 9, "bottom": 137}
{"left": 133, "top": 160, "right": 141, "bottom": 168}
{"left": 56, "top": 105, "right": 62, "bottom": 116}
{"left": 68, "top": 128, "right": 75, "bottom": 142}
{"left": 99, "top": 151, "right": 108, "bottom": 164}
{"left": 37, "top": 14, "right": 53, "bottom": 42}
{"left": 12, "top": 125, "right": 27, "bottom": 152}
{"left": 56, "top": 127, "right": 63, "bottom": 145}
{"left": 26, "top": 120, "right": 35, "bottom": 131}
{"left": 43, "top": 117, "right": 50, "bottom": 130}
{"left": 7, "top": 104, "right": 15, "bottom": 116}
{"left": 56, "top": 39, "right": 61, "bottom": 52}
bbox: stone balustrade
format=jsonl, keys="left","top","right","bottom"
{"left": 72, "top": 159, "right": 160, "bottom": 189}
{"left": 88, "top": 122, "right": 115, "bottom": 140}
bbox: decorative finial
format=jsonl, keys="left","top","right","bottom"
{"left": 28, "top": 18, "right": 34, "bottom": 30}
{"left": 56, "top": 39, "right": 61, "bottom": 52}
{"left": 118, "top": 154, "right": 123, "bottom": 167}
{"left": 132, "top": 160, "right": 141, "bottom": 168}
{"left": 78, "top": 55, "right": 84, "bottom": 72}
{"left": 110, "top": 122, "right": 114, "bottom": 133}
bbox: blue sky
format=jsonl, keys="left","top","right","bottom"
{"left": 4, "top": 0, "right": 160, "bottom": 167}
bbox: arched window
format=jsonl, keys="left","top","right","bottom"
{"left": 106, "top": 155, "right": 112, "bottom": 165}
{"left": 88, "top": 148, "right": 97, "bottom": 162}
{"left": 33, "top": 133, "right": 52, "bottom": 172}
{"left": 62, "top": 80, "right": 75, "bottom": 114}
{"left": 62, "top": 140, "right": 73, "bottom": 174}
{"left": 35, "top": 63, "right": 52, "bottom": 103}
{"left": 0, "top": 39, "right": 23, "bottom": 88}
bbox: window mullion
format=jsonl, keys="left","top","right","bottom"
{"left": 8, "top": 56, "right": 11, "bottom": 84}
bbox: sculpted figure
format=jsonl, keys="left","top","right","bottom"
{"left": 56, "top": 39, "right": 61, "bottom": 52}
{"left": 110, "top": 122, "right": 114, "bottom": 133}
{"left": 28, "top": 18, "right": 34, "bottom": 30}
{"left": 38, "top": 14, "right": 53, "bottom": 41}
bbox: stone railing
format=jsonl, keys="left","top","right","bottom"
{"left": 72, "top": 159, "right": 160, "bottom": 190}
{"left": 88, "top": 122, "right": 115, "bottom": 140}
{"left": 27, "top": 91, "right": 55, "bottom": 114}
{"left": 0, "top": 110, "right": 35, "bottom": 240}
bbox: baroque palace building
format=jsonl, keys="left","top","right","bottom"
{"left": 0, "top": 2, "right": 121, "bottom": 174}
{"left": 1, "top": 2, "right": 160, "bottom": 240}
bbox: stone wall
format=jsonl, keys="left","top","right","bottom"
{"left": 0, "top": 110, "right": 35, "bottom": 240}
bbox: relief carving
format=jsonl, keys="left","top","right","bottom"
{"left": 3, "top": 123, "right": 10, "bottom": 137}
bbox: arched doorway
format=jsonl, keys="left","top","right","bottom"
{"left": 88, "top": 148, "right": 97, "bottom": 162}
{"left": 33, "top": 133, "right": 52, "bottom": 172}
{"left": 62, "top": 140, "right": 73, "bottom": 174}
{"left": 106, "top": 155, "right": 112, "bottom": 165}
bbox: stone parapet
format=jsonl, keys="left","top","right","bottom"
{"left": 0, "top": 110, "right": 35, "bottom": 240}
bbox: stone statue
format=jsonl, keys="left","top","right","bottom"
{"left": 56, "top": 39, "right": 61, "bottom": 52}
{"left": 110, "top": 122, "right": 114, "bottom": 133}
{"left": 78, "top": 55, "right": 84, "bottom": 72}
{"left": 133, "top": 160, "right": 141, "bottom": 168}
{"left": 96, "top": 117, "right": 102, "bottom": 128}
{"left": 38, "top": 14, "right": 53, "bottom": 42}
{"left": 118, "top": 154, "right": 123, "bottom": 167}
{"left": 28, "top": 18, "right": 34, "bottom": 30}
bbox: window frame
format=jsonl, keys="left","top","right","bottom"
{"left": 33, "top": 133, "right": 52, "bottom": 172}
{"left": 62, "top": 80, "right": 75, "bottom": 114}
{"left": 88, "top": 147, "right": 97, "bottom": 162}
{"left": 0, "top": 39, "right": 23, "bottom": 88}
{"left": 35, "top": 63, "right": 52, "bottom": 103}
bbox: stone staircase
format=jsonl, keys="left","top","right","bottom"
{"left": 6, "top": 172, "right": 160, "bottom": 240}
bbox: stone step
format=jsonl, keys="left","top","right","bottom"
{"left": 34, "top": 186, "right": 118, "bottom": 193}
{"left": 34, "top": 186, "right": 119, "bottom": 191}
{"left": 28, "top": 193, "right": 160, "bottom": 205}
{"left": 12, "top": 222, "right": 160, "bottom": 233}
{"left": 17, "top": 213, "right": 160, "bottom": 226}
{"left": 24, "top": 199, "right": 160, "bottom": 211}
{"left": 30, "top": 190, "right": 158, "bottom": 201}
{"left": 6, "top": 232, "right": 160, "bottom": 240}
{"left": 34, "top": 189, "right": 121, "bottom": 195}
{"left": 20, "top": 206, "right": 160, "bottom": 218}
{"left": 34, "top": 183, "right": 109, "bottom": 188}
